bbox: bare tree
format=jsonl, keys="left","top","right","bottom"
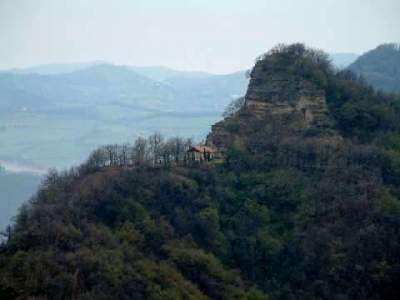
{"left": 160, "top": 142, "right": 170, "bottom": 165}
{"left": 148, "top": 132, "right": 164, "bottom": 165}
{"left": 80, "top": 133, "right": 198, "bottom": 171}
{"left": 119, "top": 143, "right": 130, "bottom": 166}
{"left": 132, "top": 137, "right": 149, "bottom": 165}
{"left": 104, "top": 144, "right": 120, "bottom": 166}
{"left": 169, "top": 137, "right": 185, "bottom": 162}
{"left": 86, "top": 148, "right": 107, "bottom": 169}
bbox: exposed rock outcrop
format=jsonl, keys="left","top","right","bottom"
{"left": 207, "top": 47, "right": 340, "bottom": 155}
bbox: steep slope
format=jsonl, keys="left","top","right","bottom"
{"left": 1, "top": 44, "right": 400, "bottom": 300}
{"left": 348, "top": 43, "right": 400, "bottom": 93}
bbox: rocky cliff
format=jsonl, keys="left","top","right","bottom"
{"left": 207, "top": 45, "right": 339, "bottom": 154}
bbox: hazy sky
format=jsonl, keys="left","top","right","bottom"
{"left": 0, "top": 0, "right": 399, "bottom": 73}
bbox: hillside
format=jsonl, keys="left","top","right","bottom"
{"left": 348, "top": 43, "right": 400, "bottom": 93}
{"left": 1, "top": 44, "right": 400, "bottom": 299}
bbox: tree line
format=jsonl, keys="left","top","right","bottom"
{"left": 84, "top": 133, "right": 196, "bottom": 170}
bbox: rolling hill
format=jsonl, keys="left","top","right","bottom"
{"left": 348, "top": 43, "right": 400, "bottom": 93}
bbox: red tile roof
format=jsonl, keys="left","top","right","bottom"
{"left": 188, "top": 145, "right": 215, "bottom": 153}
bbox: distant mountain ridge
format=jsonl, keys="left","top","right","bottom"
{"left": 7, "top": 61, "right": 107, "bottom": 75}
{"left": 5, "top": 55, "right": 358, "bottom": 78}
{"left": 129, "top": 66, "right": 212, "bottom": 81}
{"left": 0, "top": 63, "right": 248, "bottom": 113}
{"left": 348, "top": 43, "right": 400, "bottom": 93}
{"left": 0, "top": 62, "right": 248, "bottom": 172}
{"left": 6, "top": 62, "right": 219, "bottom": 81}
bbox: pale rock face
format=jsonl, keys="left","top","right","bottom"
{"left": 207, "top": 56, "right": 338, "bottom": 154}
{"left": 245, "top": 94, "right": 328, "bottom": 124}
{"left": 243, "top": 58, "right": 332, "bottom": 127}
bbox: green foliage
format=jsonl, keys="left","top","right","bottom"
{"left": 380, "top": 132, "right": 400, "bottom": 151}
{"left": 258, "top": 43, "right": 332, "bottom": 89}
{"left": 382, "top": 149, "right": 400, "bottom": 185}
{"left": 1, "top": 44, "right": 400, "bottom": 299}
{"left": 325, "top": 70, "right": 400, "bottom": 141}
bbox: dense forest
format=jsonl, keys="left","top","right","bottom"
{"left": 1, "top": 44, "right": 400, "bottom": 300}
{"left": 348, "top": 43, "right": 400, "bottom": 93}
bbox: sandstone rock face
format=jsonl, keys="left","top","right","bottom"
{"left": 207, "top": 55, "right": 339, "bottom": 154}
{"left": 244, "top": 60, "right": 332, "bottom": 127}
